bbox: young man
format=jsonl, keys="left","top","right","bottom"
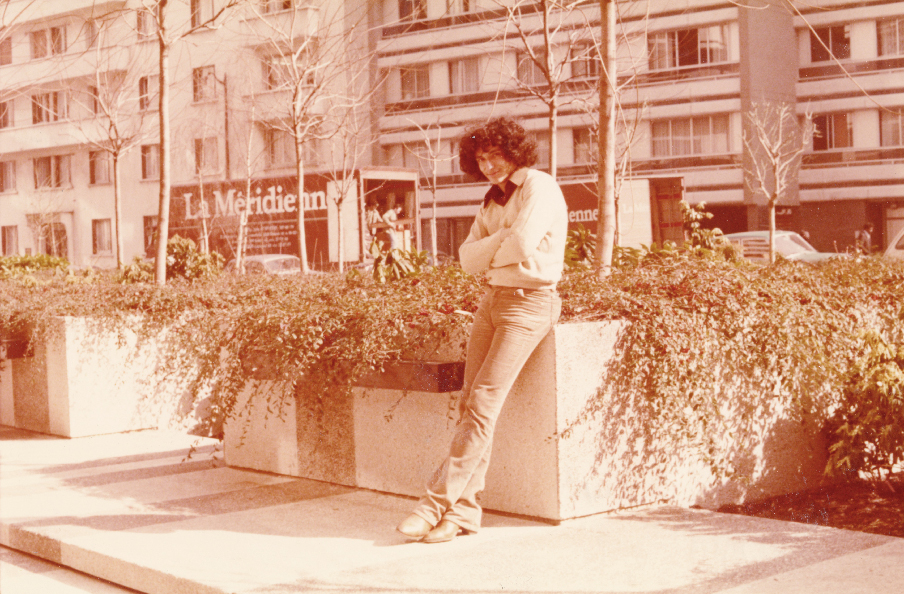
{"left": 396, "top": 117, "right": 568, "bottom": 543}
{"left": 855, "top": 223, "right": 874, "bottom": 255}
{"left": 382, "top": 204, "right": 404, "bottom": 251}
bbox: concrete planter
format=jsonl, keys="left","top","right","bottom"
{"left": 224, "top": 320, "right": 827, "bottom": 522}
{"left": 0, "top": 317, "right": 199, "bottom": 438}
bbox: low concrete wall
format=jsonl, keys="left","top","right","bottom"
{"left": 0, "top": 317, "right": 200, "bottom": 438}
{"left": 224, "top": 320, "right": 828, "bottom": 521}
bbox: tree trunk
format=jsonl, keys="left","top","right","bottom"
{"left": 295, "top": 137, "right": 309, "bottom": 273}
{"left": 769, "top": 196, "right": 777, "bottom": 265}
{"left": 548, "top": 104, "right": 558, "bottom": 179}
{"left": 337, "top": 198, "right": 344, "bottom": 274}
{"left": 595, "top": 0, "right": 617, "bottom": 278}
{"left": 153, "top": 0, "right": 171, "bottom": 286}
{"left": 113, "top": 153, "right": 123, "bottom": 269}
{"left": 236, "top": 177, "right": 250, "bottom": 274}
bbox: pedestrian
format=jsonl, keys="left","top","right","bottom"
{"left": 364, "top": 200, "right": 382, "bottom": 245}
{"left": 382, "top": 204, "right": 404, "bottom": 250}
{"left": 855, "top": 223, "right": 874, "bottom": 254}
{"left": 395, "top": 117, "right": 568, "bottom": 543}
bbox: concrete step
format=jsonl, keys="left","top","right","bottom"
{"left": 2, "top": 426, "right": 902, "bottom": 594}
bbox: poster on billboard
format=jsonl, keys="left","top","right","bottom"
{"left": 559, "top": 177, "right": 657, "bottom": 249}
{"left": 169, "top": 168, "right": 419, "bottom": 270}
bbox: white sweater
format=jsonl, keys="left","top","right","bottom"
{"left": 459, "top": 168, "right": 568, "bottom": 289}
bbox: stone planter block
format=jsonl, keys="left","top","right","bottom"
{"left": 224, "top": 320, "right": 828, "bottom": 522}
{"left": 0, "top": 317, "right": 198, "bottom": 438}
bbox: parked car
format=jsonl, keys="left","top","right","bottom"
{"left": 224, "top": 254, "right": 301, "bottom": 275}
{"left": 884, "top": 227, "right": 904, "bottom": 261}
{"left": 723, "top": 231, "right": 844, "bottom": 264}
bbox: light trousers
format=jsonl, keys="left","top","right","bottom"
{"left": 414, "top": 285, "right": 561, "bottom": 532}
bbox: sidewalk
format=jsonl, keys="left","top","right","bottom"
{"left": 1, "top": 424, "right": 902, "bottom": 594}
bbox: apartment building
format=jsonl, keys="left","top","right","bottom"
{"left": 0, "top": 0, "right": 381, "bottom": 268}
{"left": 374, "top": 0, "right": 904, "bottom": 257}
{"left": 3, "top": 0, "right": 903, "bottom": 265}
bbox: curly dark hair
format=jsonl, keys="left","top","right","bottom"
{"left": 458, "top": 117, "right": 538, "bottom": 181}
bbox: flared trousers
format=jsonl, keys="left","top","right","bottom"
{"left": 413, "top": 285, "right": 561, "bottom": 531}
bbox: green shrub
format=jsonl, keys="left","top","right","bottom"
{"left": 2, "top": 234, "right": 904, "bottom": 483}
{"left": 369, "top": 240, "right": 431, "bottom": 283}
{"left": 117, "top": 236, "right": 223, "bottom": 284}
{"left": 165, "top": 235, "right": 223, "bottom": 281}
{"left": 564, "top": 226, "right": 596, "bottom": 270}
{"left": 825, "top": 331, "right": 904, "bottom": 481}
{"left": 0, "top": 254, "right": 69, "bottom": 279}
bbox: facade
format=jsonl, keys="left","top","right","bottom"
{"left": 2, "top": 0, "right": 904, "bottom": 265}
{"left": 0, "top": 0, "right": 381, "bottom": 268}
{"left": 374, "top": 0, "right": 904, "bottom": 257}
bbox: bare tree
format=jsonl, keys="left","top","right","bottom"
{"left": 247, "top": 2, "right": 367, "bottom": 274}
{"left": 231, "top": 89, "right": 268, "bottom": 275}
{"left": 140, "top": 0, "right": 245, "bottom": 286}
{"left": 322, "top": 73, "right": 377, "bottom": 273}
{"left": 595, "top": 0, "right": 616, "bottom": 277}
{"left": 67, "top": 17, "right": 155, "bottom": 268}
{"left": 494, "top": 0, "right": 601, "bottom": 179}
{"left": 743, "top": 101, "right": 814, "bottom": 264}
{"left": 403, "top": 118, "right": 453, "bottom": 264}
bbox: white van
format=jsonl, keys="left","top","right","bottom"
{"left": 885, "top": 227, "right": 904, "bottom": 260}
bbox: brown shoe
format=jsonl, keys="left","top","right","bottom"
{"left": 422, "top": 519, "right": 463, "bottom": 544}
{"left": 396, "top": 514, "right": 432, "bottom": 539}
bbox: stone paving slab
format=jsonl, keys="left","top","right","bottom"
{"left": 1, "top": 544, "right": 141, "bottom": 594}
{"left": 1, "top": 426, "right": 902, "bottom": 594}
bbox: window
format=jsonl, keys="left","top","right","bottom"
{"left": 84, "top": 19, "right": 98, "bottom": 49}
{"left": 649, "top": 25, "right": 728, "bottom": 70}
{"left": 447, "top": 0, "right": 472, "bottom": 14}
{"left": 139, "top": 75, "right": 158, "bottom": 110}
{"left": 517, "top": 52, "right": 546, "bottom": 86}
{"left": 573, "top": 127, "right": 597, "bottom": 164}
{"left": 141, "top": 144, "right": 160, "bottom": 179}
{"left": 189, "top": 0, "right": 214, "bottom": 28}
{"left": 0, "top": 160, "right": 15, "bottom": 192}
{"left": 143, "top": 215, "right": 158, "bottom": 257}
{"left": 880, "top": 111, "right": 903, "bottom": 147}
{"left": 812, "top": 113, "right": 852, "bottom": 150}
{"left": 92, "top": 219, "right": 112, "bottom": 254}
{"left": 878, "top": 18, "right": 904, "bottom": 57}
{"left": 402, "top": 142, "right": 426, "bottom": 172}
{"left": 89, "top": 151, "right": 111, "bottom": 185}
{"left": 0, "top": 100, "right": 12, "bottom": 128}
{"left": 194, "top": 137, "right": 218, "bottom": 174}
{"left": 263, "top": 55, "right": 310, "bottom": 90}
{"left": 261, "top": 0, "right": 292, "bottom": 13}
{"left": 192, "top": 65, "right": 217, "bottom": 102}
{"left": 1, "top": 37, "right": 11, "bottom": 65}
{"left": 449, "top": 57, "right": 479, "bottom": 94}
{"left": 400, "top": 0, "right": 427, "bottom": 21}
{"left": 88, "top": 85, "right": 100, "bottom": 114}
{"left": 530, "top": 131, "right": 551, "bottom": 168}
{"left": 571, "top": 41, "right": 600, "bottom": 79}
{"left": 810, "top": 25, "right": 850, "bottom": 62}
{"left": 265, "top": 127, "right": 294, "bottom": 169}
{"left": 301, "top": 138, "right": 322, "bottom": 168}
{"left": 651, "top": 115, "right": 730, "bottom": 157}
{"left": 137, "top": 10, "right": 155, "bottom": 38}
{"left": 2, "top": 226, "right": 18, "bottom": 256}
{"left": 36, "top": 222, "right": 68, "bottom": 258}
{"left": 30, "top": 26, "right": 66, "bottom": 59}
{"left": 31, "top": 91, "right": 67, "bottom": 123}
{"left": 33, "top": 155, "right": 71, "bottom": 189}
{"left": 190, "top": 0, "right": 203, "bottom": 28}
{"left": 400, "top": 64, "right": 430, "bottom": 100}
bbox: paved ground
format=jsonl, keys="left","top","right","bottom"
{"left": 1, "top": 545, "right": 142, "bottom": 594}
{"left": 2, "top": 425, "right": 903, "bottom": 594}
